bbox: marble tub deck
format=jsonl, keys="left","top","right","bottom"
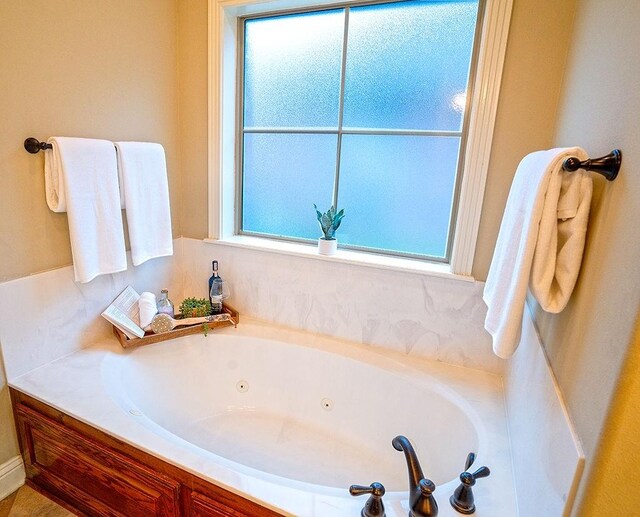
{"left": 8, "top": 318, "right": 517, "bottom": 517}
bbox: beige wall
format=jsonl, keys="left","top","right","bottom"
{"left": 0, "top": 0, "right": 180, "bottom": 466}
{"left": 580, "top": 319, "right": 640, "bottom": 515}
{"left": 473, "top": 0, "right": 578, "bottom": 279}
{"left": 178, "top": 0, "right": 209, "bottom": 240}
{"left": 0, "top": 347, "right": 19, "bottom": 466}
{"left": 0, "top": 0, "right": 181, "bottom": 283}
{"left": 533, "top": 0, "right": 640, "bottom": 512}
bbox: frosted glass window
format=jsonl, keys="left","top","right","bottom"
{"left": 244, "top": 10, "right": 344, "bottom": 128}
{"left": 239, "top": 0, "right": 480, "bottom": 260}
{"left": 338, "top": 135, "right": 460, "bottom": 258}
{"left": 242, "top": 134, "right": 337, "bottom": 239}
{"left": 343, "top": 1, "right": 478, "bottom": 131}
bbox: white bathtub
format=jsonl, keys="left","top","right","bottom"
{"left": 13, "top": 319, "right": 516, "bottom": 515}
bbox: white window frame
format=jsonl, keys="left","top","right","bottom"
{"left": 208, "top": 0, "right": 513, "bottom": 278}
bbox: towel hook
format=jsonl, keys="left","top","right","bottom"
{"left": 24, "top": 137, "right": 52, "bottom": 154}
{"left": 562, "top": 149, "right": 621, "bottom": 181}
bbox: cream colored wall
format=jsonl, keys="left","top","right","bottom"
{"left": 579, "top": 319, "right": 640, "bottom": 515}
{"left": 178, "top": 0, "right": 209, "bottom": 239}
{"left": 0, "top": 0, "right": 181, "bottom": 283}
{"left": 0, "top": 347, "right": 19, "bottom": 466}
{"left": 532, "top": 0, "right": 640, "bottom": 512}
{"left": 472, "top": 0, "right": 578, "bottom": 279}
{"left": 0, "top": 0, "right": 180, "bottom": 466}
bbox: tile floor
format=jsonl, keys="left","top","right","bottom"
{"left": 0, "top": 485, "right": 73, "bottom": 517}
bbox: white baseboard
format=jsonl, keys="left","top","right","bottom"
{"left": 0, "top": 455, "right": 25, "bottom": 501}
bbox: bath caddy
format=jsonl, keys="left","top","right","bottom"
{"left": 112, "top": 304, "right": 239, "bottom": 349}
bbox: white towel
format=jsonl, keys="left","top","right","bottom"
{"left": 483, "top": 147, "right": 592, "bottom": 359}
{"left": 115, "top": 142, "right": 173, "bottom": 266}
{"left": 44, "top": 137, "right": 127, "bottom": 283}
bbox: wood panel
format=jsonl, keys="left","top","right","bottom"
{"left": 16, "top": 404, "right": 180, "bottom": 516}
{"left": 191, "top": 491, "right": 251, "bottom": 517}
{"left": 11, "top": 389, "right": 283, "bottom": 517}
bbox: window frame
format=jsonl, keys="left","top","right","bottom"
{"left": 208, "top": 0, "right": 514, "bottom": 278}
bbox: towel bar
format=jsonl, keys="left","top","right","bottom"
{"left": 563, "top": 149, "right": 621, "bottom": 181}
{"left": 25, "top": 136, "right": 621, "bottom": 182}
{"left": 24, "top": 137, "right": 52, "bottom": 154}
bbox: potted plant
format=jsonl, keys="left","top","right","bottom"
{"left": 314, "top": 204, "right": 345, "bottom": 256}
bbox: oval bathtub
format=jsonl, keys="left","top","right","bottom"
{"left": 97, "top": 321, "right": 515, "bottom": 515}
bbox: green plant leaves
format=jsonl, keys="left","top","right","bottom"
{"left": 313, "top": 204, "right": 345, "bottom": 239}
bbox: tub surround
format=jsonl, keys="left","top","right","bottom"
{"left": 0, "top": 237, "right": 501, "bottom": 379}
{"left": 0, "top": 245, "right": 181, "bottom": 380}
{"left": 505, "top": 304, "right": 584, "bottom": 516}
{"left": 8, "top": 319, "right": 516, "bottom": 517}
{"left": 181, "top": 238, "right": 504, "bottom": 375}
{"left": 0, "top": 236, "right": 580, "bottom": 515}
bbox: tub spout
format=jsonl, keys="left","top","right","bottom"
{"left": 392, "top": 435, "right": 438, "bottom": 517}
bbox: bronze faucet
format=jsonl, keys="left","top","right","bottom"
{"left": 392, "top": 435, "right": 438, "bottom": 517}
{"left": 449, "top": 452, "right": 491, "bottom": 514}
{"left": 349, "top": 482, "right": 386, "bottom": 517}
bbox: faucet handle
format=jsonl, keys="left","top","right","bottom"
{"left": 450, "top": 452, "right": 491, "bottom": 514}
{"left": 462, "top": 452, "right": 491, "bottom": 483}
{"left": 469, "top": 466, "right": 491, "bottom": 480}
{"left": 349, "top": 482, "right": 386, "bottom": 517}
{"left": 464, "top": 452, "right": 476, "bottom": 471}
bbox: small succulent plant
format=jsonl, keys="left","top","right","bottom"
{"left": 314, "top": 204, "right": 345, "bottom": 240}
{"left": 179, "top": 297, "right": 211, "bottom": 318}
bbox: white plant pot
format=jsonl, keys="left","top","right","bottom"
{"left": 318, "top": 238, "right": 337, "bottom": 256}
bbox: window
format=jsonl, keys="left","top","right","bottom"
{"left": 239, "top": 0, "right": 481, "bottom": 261}
{"left": 210, "top": 0, "right": 513, "bottom": 276}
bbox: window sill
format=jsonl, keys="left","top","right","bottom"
{"left": 203, "top": 235, "right": 475, "bottom": 283}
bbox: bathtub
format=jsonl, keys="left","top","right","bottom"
{"left": 11, "top": 319, "right": 516, "bottom": 516}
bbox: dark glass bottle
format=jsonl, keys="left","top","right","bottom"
{"left": 208, "top": 261, "right": 223, "bottom": 314}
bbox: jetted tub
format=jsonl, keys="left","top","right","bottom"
{"left": 101, "top": 320, "right": 516, "bottom": 515}
{"left": 12, "top": 319, "right": 516, "bottom": 515}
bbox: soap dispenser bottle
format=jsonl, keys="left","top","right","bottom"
{"left": 209, "top": 261, "right": 223, "bottom": 314}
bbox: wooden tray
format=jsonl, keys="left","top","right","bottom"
{"left": 112, "top": 304, "right": 239, "bottom": 349}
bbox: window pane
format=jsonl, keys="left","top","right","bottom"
{"left": 337, "top": 135, "right": 460, "bottom": 257}
{"left": 242, "top": 133, "right": 337, "bottom": 239}
{"left": 343, "top": 1, "right": 478, "bottom": 131}
{"left": 244, "top": 10, "right": 344, "bottom": 128}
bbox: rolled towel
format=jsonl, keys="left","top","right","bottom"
{"left": 138, "top": 292, "right": 158, "bottom": 330}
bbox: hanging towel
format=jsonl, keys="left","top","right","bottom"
{"left": 115, "top": 141, "right": 173, "bottom": 266}
{"left": 483, "top": 147, "right": 592, "bottom": 359}
{"left": 44, "top": 137, "right": 127, "bottom": 283}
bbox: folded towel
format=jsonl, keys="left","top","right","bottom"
{"left": 45, "top": 137, "right": 127, "bottom": 283}
{"left": 138, "top": 292, "right": 158, "bottom": 329}
{"left": 483, "top": 147, "right": 592, "bottom": 359}
{"left": 115, "top": 142, "right": 173, "bottom": 266}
